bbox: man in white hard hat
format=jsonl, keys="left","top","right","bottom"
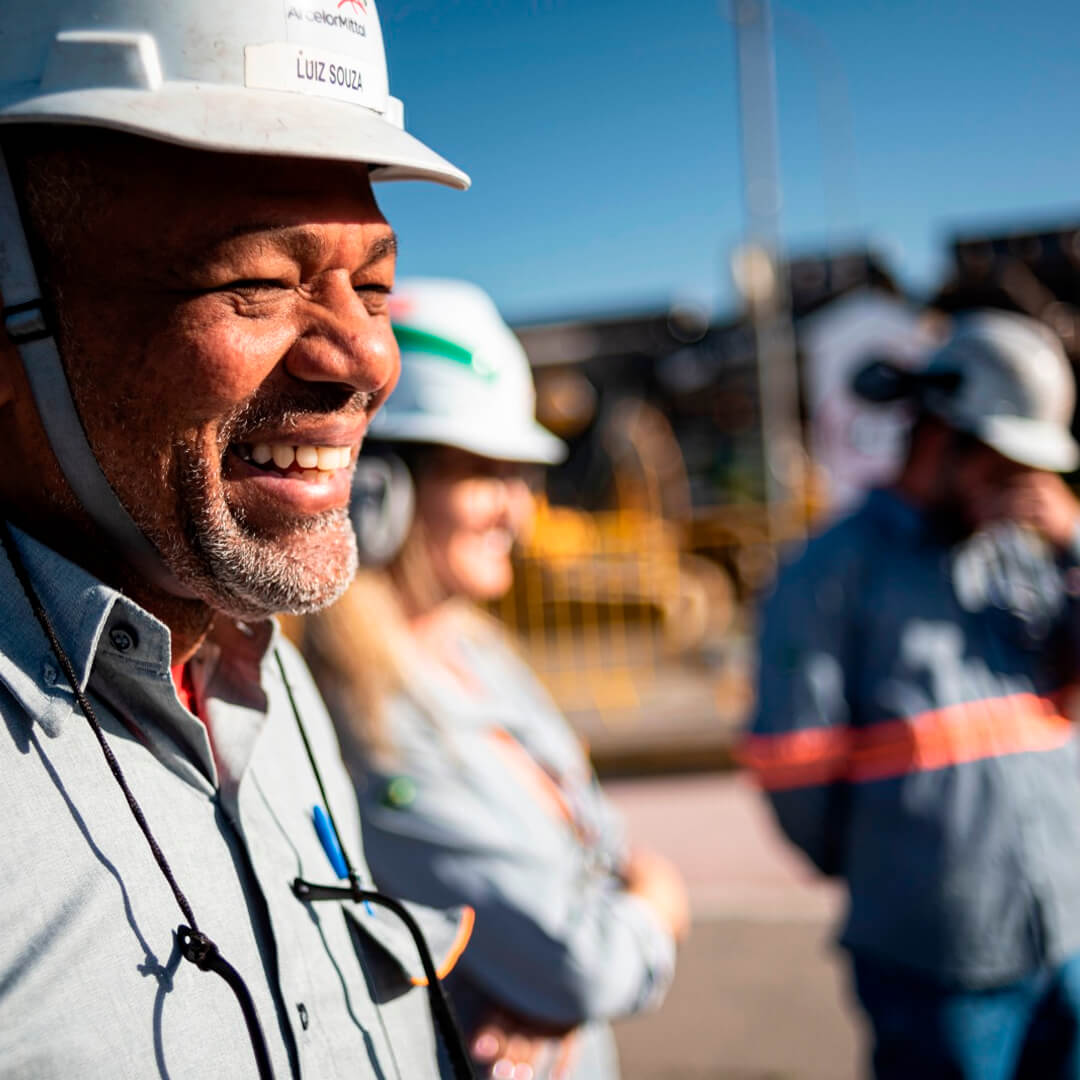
{"left": 741, "top": 311, "right": 1080, "bottom": 1079}
{"left": 0, "top": 3, "right": 479, "bottom": 1078}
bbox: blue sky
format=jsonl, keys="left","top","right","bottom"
{"left": 375, "top": 1, "right": 1080, "bottom": 324}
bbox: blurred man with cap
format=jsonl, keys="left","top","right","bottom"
{"left": 742, "top": 311, "right": 1080, "bottom": 1079}
{"left": 0, "top": 2, "right": 479, "bottom": 1077}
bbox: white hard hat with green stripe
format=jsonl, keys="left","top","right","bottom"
{"left": 372, "top": 279, "right": 567, "bottom": 465}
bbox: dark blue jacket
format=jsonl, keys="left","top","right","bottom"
{"left": 743, "top": 489, "right": 1080, "bottom": 987}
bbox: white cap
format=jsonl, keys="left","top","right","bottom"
{"left": 922, "top": 310, "right": 1080, "bottom": 473}
{"left": 371, "top": 279, "right": 567, "bottom": 465}
{"left": 0, "top": 0, "right": 467, "bottom": 189}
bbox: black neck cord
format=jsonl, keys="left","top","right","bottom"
{"left": 0, "top": 520, "right": 275, "bottom": 1079}
{"left": 274, "top": 651, "right": 476, "bottom": 1080}
{"left": 1, "top": 519, "right": 474, "bottom": 1080}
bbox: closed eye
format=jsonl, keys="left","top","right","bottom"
{"left": 219, "top": 279, "right": 292, "bottom": 292}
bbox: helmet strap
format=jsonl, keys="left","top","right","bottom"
{"left": 0, "top": 147, "right": 197, "bottom": 598}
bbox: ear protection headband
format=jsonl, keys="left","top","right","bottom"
{"left": 349, "top": 450, "right": 416, "bottom": 569}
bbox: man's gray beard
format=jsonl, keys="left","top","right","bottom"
{"left": 151, "top": 446, "right": 359, "bottom": 620}
{"left": 58, "top": 311, "right": 367, "bottom": 619}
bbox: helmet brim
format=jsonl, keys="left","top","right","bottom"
{"left": 975, "top": 415, "right": 1080, "bottom": 473}
{"left": 0, "top": 82, "right": 469, "bottom": 189}
{"left": 369, "top": 414, "right": 568, "bottom": 465}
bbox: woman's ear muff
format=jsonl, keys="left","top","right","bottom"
{"left": 349, "top": 451, "right": 416, "bottom": 568}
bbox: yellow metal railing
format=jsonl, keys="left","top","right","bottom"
{"left": 491, "top": 488, "right": 823, "bottom": 724}
{"left": 493, "top": 499, "right": 711, "bottom": 717}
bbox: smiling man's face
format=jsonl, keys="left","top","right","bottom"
{"left": 13, "top": 130, "right": 399, "bottom": 618}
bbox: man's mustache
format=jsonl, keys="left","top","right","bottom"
{"left": 226, "top": 384, "right": 376, "bottom": 439}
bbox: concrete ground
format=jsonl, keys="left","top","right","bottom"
{"left": 602, "top": 772, "right": 868, "bottom": 1080}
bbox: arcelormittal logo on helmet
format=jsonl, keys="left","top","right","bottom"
{"left": 288, "top": 4, "right": 368, "bottom": 37}
{"left": 247, "top": 0, "right": 390, "bottom": 112}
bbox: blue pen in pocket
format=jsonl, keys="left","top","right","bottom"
{"left": 311, "top": 805, "right": 374, "bottom": 915}
{"left": 312, "top": 804, "right": 348, "bottom": 878}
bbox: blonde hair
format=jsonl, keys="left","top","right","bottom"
{"left": 294, "top": 509, "right": 506, "bottom": 766}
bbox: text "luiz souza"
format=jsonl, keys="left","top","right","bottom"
{"left": 296, "top": 53, "right": 364, "bottom": 91}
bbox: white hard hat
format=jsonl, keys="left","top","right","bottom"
{"left": 922, "top": 310, "right": 1080, "bottom": 473}
{"left": 371, "top": 279, "right": 567, "bottom": 465}
{"left": 0, "top": 0, "right": 467, "bottom": 188}
{"left": 0, "top": 0, "right": 468, "bottom": 596}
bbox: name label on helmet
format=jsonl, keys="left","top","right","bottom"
{"left": 246, "top": 41, "right": 387, "bottom": 112}
{"left": 245, "top": 0, "right": 389, "bottom": 112}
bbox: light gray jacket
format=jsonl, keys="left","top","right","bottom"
{"left": 346, "top": 625, "right": 676, "bottom": 1080}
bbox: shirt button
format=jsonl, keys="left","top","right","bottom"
{"left": 296, "top": 1002, "right": 310, "bottom": 1031}
{"left": 109, "top": 624, "right": 138, "bottom": 653}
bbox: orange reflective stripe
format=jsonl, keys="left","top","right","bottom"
{"left": 486, "top": 727, "right": 577, "bottom": 827}
{"left": 735, "top": 727, "right": 851, "bottom": 789}
{"left": 409, "top": 905, "right": 476, "bottom": 987}
{"left": 740, "top": 694, "right": 1074, "bottom": 791}
{"left": 849, "top": 694, "right": 1072, "bottom": 783}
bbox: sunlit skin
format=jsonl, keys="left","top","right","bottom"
{"left": 414, "top": 448, "right": 538, "bottom": 602}
{"left": 0, "top": 130, "right": 399, "bottom": 662}
{"left": 959, "top": 451, "right": 1079, "bottom": 548}
{"left": 897, "top": 417, "right": 1080, "bottom": 547}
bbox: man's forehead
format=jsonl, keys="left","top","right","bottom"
{"left": 178, "top": 220, "right": 397, "bottom": 269}
{"left": 41, "top": 133, "right": 387, "bottom": 249}
{"left": 62, "top": 160, "right": 393, "bottom": 277}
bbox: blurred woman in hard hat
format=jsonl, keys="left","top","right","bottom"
{"left": 296, "top": 279, "right": 688, "bottom": 1080}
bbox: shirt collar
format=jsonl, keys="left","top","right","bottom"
{"left": 0, "top": 524, "right": 124, "bottom": 735}
{"left": 0, "top": 523, "right": 277, "bottom": 737}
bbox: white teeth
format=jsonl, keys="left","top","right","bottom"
{"left": 295, "top": 445, "right": 319, "bottom": 469}
{"left": 271, "top": 444, "right": 295, "bottom": 470}
{"left": 317, "top": 446, "right": 342, "bottom": 471}
{"left": 244, "top": 441, "right": 352, "bottom": 474}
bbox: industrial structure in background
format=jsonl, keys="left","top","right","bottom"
{"left": 494, "top": 226, "right": 1080, "bottom": 774}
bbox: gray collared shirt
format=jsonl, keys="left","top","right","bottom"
{"left": 0, "top": 525, "right": 468, "bottom": 1078}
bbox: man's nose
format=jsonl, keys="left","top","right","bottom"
{"left": 284, "top": 271, "right": 399, "bottom": 399}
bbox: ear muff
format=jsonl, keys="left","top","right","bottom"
{"left": 349, "top": 451, "right": 416, "bottom": 568}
